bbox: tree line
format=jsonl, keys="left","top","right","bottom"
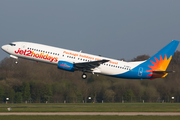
{"left": 0, "top": 51, "right": 180, "bottom": 103}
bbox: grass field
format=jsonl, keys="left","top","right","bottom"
{"left": 0, "top": 116, "right": 180, "bottom": 120}
{"left": 0, "top": 103, "right": 180, "bottom": 112}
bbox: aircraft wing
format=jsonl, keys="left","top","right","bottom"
{"left": 74, "top": 59, "right": 109, "bottom": 71}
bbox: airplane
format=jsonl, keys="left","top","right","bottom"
{"left": 1, "top": 40, "right": 179, "bottom": 80}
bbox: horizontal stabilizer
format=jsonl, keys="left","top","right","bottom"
{"left": 153, "top": 71, "right": 175, "bottom": 74}
{"left": 150, "top": 71, "right": 175, "bottom": 79}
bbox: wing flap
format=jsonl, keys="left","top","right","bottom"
{"left": 74, "top": 59, "right": 109, "bottom": 71}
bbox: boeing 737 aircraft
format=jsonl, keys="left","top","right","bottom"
{"left": 1, "top": 40, "right": 179, "bottom": 79}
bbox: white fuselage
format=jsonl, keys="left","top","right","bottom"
{"left": 2, "top": 42, "right": 143, "bottom": 76}
{"left": 2, "top": 40, "right": 179, "bottom": 79}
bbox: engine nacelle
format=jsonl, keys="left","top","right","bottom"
{"left": 58, "top": 61, "right": 74, "bottom": 72}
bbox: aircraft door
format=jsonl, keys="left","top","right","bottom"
{"left": 138, "top": 67, "right": 143, "bottom": 77}
{"left": 21, "top": 43, "right": 27, "bottom": 50}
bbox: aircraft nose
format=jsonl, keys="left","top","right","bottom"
{"left": 1, "top": 45, "right": 8, "bottom": 51}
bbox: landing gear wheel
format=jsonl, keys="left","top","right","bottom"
{"left": 82, "top": 73, "right": 87, "bottom": 79}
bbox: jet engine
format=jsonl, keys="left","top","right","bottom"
{"left": 58, "top": 61, "right": 74, "bottom": 72}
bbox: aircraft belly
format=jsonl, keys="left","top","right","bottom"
{"left": 100, "top": 68, "right": 127, "bottom": 75}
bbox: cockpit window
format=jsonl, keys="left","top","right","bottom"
{"left": 9, "top": 43, "right": 16, "bottom": 46}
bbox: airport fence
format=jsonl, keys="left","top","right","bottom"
{"left": 0, "top": 96, "right": 179, "bottom": 103}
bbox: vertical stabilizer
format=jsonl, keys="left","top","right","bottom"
{"left": 142, "top": 40, "right": 179, "bottom": 78}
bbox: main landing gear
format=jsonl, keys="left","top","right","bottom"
{"left": 15, "top": 59, "right": 18, "bottom": 64}
{"left": 82, "top": 73, "right": 87, "bottom": 79}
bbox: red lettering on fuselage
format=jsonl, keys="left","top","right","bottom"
{"left": 26, "top": 50, "right": 32, "bottom": 56}
{"left": 14, "top": 48, "right": 20, "bottom": 54}
{"left": 14, "top": 48, "right": 58, "bottom": 62}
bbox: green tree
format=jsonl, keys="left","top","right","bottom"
{"left": 123, "top": 89, "right": 135, "bottom": 102}
{"left": 21, "top": 82, "right": 31, "bottom": 102}
{"left": 41, "top": 84, "right": 52, "bottom": 102}
{"left": 0, "top": 85, "right": 4, "bottom": 101}
{"left": 30, "top": 81, "right": 52, "bottom": 103}
{"left": 14, "top": 92, "right": 22, "bottom": 103}
{"left": 104, "top": 89, "right": 115, "bottom": 102}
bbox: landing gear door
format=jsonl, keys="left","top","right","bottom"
{"left": 138, "top": 67, "right": 143, "bottom": 77}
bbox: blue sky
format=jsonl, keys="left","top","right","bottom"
{"left": 1, "top": 0, "right": 180, "bottom": 61}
